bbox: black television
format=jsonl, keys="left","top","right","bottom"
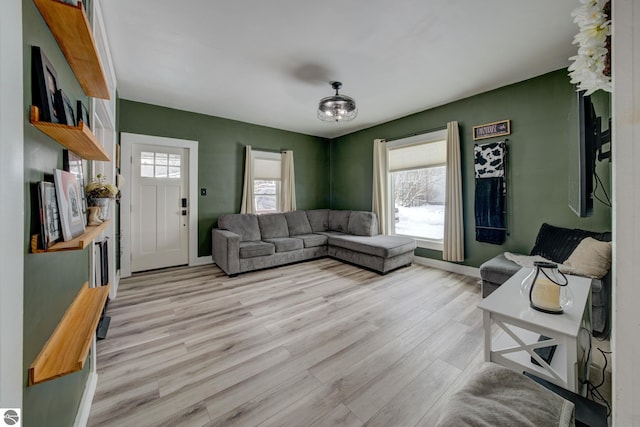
{"left": 570, "top": 91, "right": 610, "bottom": 218}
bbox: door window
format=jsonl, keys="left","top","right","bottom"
{"left": 140, "top": 151, "right": 181, "bottom": 178}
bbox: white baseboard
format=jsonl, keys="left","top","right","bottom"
{"left": 73, "top": 371, "right": 97, "bottom": 427}
{"left": 192, "top": 256, "right": 214, "bottom": 266}
{"left": 413, "top": 255, "right": 480, "bottom": 278}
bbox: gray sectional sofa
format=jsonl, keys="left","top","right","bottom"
{"left": 212, "top": 209, "right": 416, "bottom": 276}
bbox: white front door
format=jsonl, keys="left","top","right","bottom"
{"left": 131, "top": 143, "right": 189, "bottom": 272}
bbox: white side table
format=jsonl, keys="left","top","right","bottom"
{"left": 478, "top": 268, "right": 592, "bottom": 394}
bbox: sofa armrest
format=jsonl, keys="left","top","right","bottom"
{"left": 212, "top": 229, "right": 240, "bottom": 275}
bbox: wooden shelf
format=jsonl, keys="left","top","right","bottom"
{"left": 30, "top": 106, "right": 110, "bottom": 161}
{"left": 32, "top": 220, "right": 111, "bottom": 253}
{"left": 29, "top": 282, "right": 110, "bottom": 386}
{"left": 33, "top": 0, "right": 110, "bottom": 99}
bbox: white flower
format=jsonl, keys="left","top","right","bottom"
{"left": 568, "top": 0, "right": 611, "bottom": 94}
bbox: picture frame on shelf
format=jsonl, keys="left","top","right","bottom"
{"left": 37, "top": 181, "right": 61, "bottom": 250}
{"left": 63, "top": 150, "right": 88, "bottom": 226}
{"left": 54, "top": 169, "right": 86, "bottom": 241}
{"left": 77, "top": 100, "right": 90, "bottom": 129}
{"left": 31, "top": 46, "right": 60, "bottom": 123}
{"left": 55, "top": 89, "right": 76, "bottom": 126}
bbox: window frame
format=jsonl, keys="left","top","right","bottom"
{"left": 252, "top": 150, "right": 282, "bottom": 214}
{"left": 386, "top": 129, "right": 447, "bottom": 251}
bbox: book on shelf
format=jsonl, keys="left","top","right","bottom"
{"left": 37, "top": 181, "right": 62, "bottom": 250}
{"left": 53, "top": 168, "right": 86, "bottom": 241}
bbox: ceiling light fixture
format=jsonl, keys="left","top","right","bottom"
{"left": 317, "top": 81, "right": 357, "bottom": 123}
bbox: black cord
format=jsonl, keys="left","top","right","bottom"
{"left": 593, "top": 170, "right": 612, "bottom": 207}
{"left": 585, "top": 348, "right": 612, "bottom": 417}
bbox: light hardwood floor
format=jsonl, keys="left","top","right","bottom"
{"left": 87, "top": 259, "right": 487, "bottom": 426}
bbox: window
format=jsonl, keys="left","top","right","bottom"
{"left": 387, "top": 129, "right": 447, "bottom": 249}
{"left": 253, "top": 151, "right": 281, "bottom": 214}
{"left": 140, "top": 151, "right": 181, "bottom": 178}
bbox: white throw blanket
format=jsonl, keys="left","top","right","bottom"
{"left": 436, "top": 362, "right": 575, "bottom": 427}
{"left": 504, "top": 252, "right": 554, "bottom": 268}
{"left": 504, "top": 252, "right": 575, "bottom": 275}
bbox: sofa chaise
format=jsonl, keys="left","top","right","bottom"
{"left": 212, "top": 209, "right": 416, "bottom": 276}
{"left": 479, "top": 223, "right": 612, "bottom": 335}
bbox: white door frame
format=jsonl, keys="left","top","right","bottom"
{"left": 0, "top": 0, "right": 23, "bottom": 411}
{"left": 121, "top": 133, "right": 199, "bottom": 277}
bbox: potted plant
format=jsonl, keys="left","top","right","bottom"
{"left": 85, "top": 174, "right": 119, "bottom": 221}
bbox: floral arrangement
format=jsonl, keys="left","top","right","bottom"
{"left": 568, "top": 0, "right": 612, "bottom": 95}
{"left": 85, "top": 174, "right": 119, "bottom": 200}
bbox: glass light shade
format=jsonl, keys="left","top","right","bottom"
{"left": 317, "top": 82, "right": 357, "bottom": 123}
{"left": 520, "top": 261, "right": 572, "bottom": 314}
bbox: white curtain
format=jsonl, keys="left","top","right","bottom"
{"left": 372, "top": 139, "right": 389, "bottom": 234}
{"left": 443, "top": 121, "right": 464, "bottom": 261}
{"left": 240, "top": 145, "right": 255, "bottom": 214}
{"left": 280, "top": 150, "right": 296, "bottom": 212}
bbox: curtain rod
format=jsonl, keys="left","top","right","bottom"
{"left": 384, "top": 126, "right": 447, "bottom": 143}
{"left": 251, "top": 147, "right": 291, "bottom": 153}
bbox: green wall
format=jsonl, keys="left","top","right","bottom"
{"left": 118, "top": 100, "right": 331, "bottom": 256}
{"left": 330, "top": 70, "right": 611, "bottom": 267}
{"left": 22, "top": 1, "right": 92, "bottom": 426}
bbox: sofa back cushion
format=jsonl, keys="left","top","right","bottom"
{"left": 258, "top": 213, "right": 289, "bottom": 239}
{"left": 306, "top": 209, "right": 330, "bottom": 232}
{"left": 329, "top": 210, "right": 351, "bottom": 233}
{"left": 348, "top": 211, "right": 379, "bottom": 236}
{"left": 218, "top": 214, "right": 261, "bottom": 242}
{"left": 530, "top": 222, "right": 612, "bottom": 263}
{"left": 284, "top": 211, "right": 313, "bottom": 236}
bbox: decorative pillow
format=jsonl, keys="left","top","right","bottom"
{"left": 560, "top": 237, "right": 612, "bottom": 279}
{"left": 530, "top": 223, "right": 611, "bottom": 263}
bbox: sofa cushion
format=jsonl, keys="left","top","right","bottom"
{"left": 239, "top": 241, "right": 275, "bottom": 259}
{"left": 329, "top": 210, "right": 351, "bottom": 233}
{"left": 263, "top": 237, "right": 304, "bottom": 252}
{"left": 348, "top": 211, "right": 379, "bottom": 236}
{"left": 218, "top": 214, "right": 261, "bottom": 242}
{"left": 530, "top": 223, "right": 611, "bottom": 264}
{"left": 306, "top": 209, "right": 330, "bottom": 232}
{"left": 295, "top": 233, "right": 328, "bottom": 248}
{"left": 284, "top": 211, "right": 313, "bottom": 236}
{"left": 258, "top": 213, "right": 289, "bottom": 239}
{"left": 328, "top": 234, "right": 416, "bottom": 258}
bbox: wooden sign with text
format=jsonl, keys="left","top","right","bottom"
{"left": 473, "top": 120, "right": 511, "bottom": 140}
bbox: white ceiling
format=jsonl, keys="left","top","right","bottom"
{"left": 100, "top": 0, "right": 578, "bottom": 139}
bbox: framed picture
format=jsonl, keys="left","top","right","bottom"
{"left": 77, "top": 100, "right": 90, "bottom": 129}
{"left": 37, "top": 181, "right": 62, "bottom": 249}
{"left": 55, "top": 89, "right": 76, "bottom": 126}
{"left": 54, "top": 169, "right": 86, "bottom": 241}
{"left": 31, "top": 46, "right": 60, "bottom": 123}
{"left": 63, "top": 149, "right": 88, "bottom": 225}
{"left": 472, "top": 120, "right": 511, "bottom": 140}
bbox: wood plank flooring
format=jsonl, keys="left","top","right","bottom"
{"left": 88, "top": 259, "right": 485, "bottom": 426}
